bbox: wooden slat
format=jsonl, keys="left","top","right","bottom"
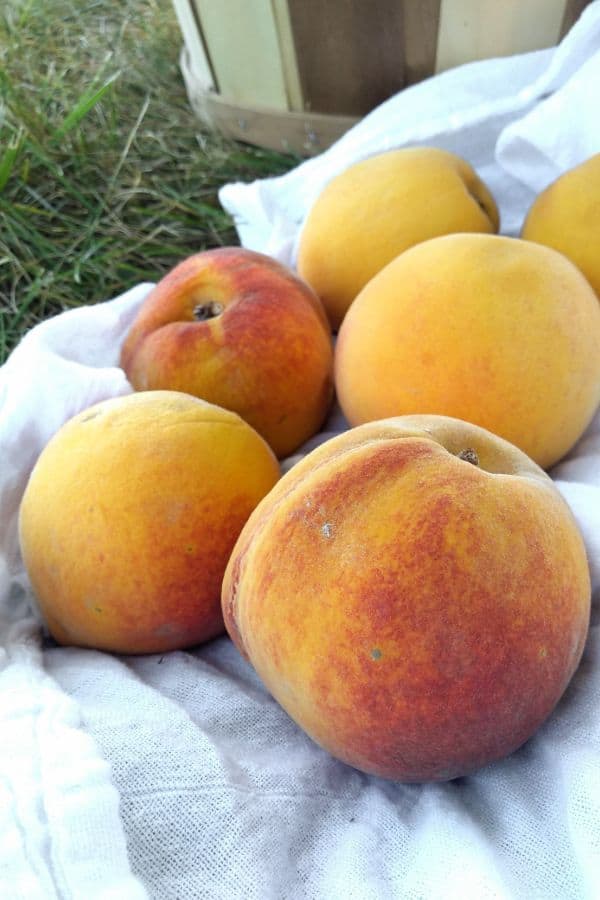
{"left": 435, "top": 0, "right": 567, "bottom": 74}
{"left": 272, "top": 0, "right": 304, "bottom": 112}
{"left": 193, "top": 0, "right": 289, "bottom": 110}
{"left": 177, "top": 5, "right": 358, "bottom": 156}
{"left": 287, "top": 0, "right": 405, "bottom": 116}
{"left": 560, "top": 0, "right": 593, "bottom": 37}
{"left": 180, "top": 55, "right": 359, "bottom": 157}
{"left": 171, "top": 0, "right": 215, "bottom": 90}
{"left": 206, "top": 99, "right": 358, "bottom": 157}
{"left": 402, "top": 0, "right": 442, "bottom": 85}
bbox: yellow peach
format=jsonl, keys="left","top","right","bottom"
{"left": 521, "top": 153, "right": 600, "bottom": 297}
{"left": 222, "top": 415, "right": 590, "bottom": 782}
{"left": 297, "top": 147, "right": 499, "bottom": 329}
{"left": 335, "top": 233, "right": 600, "bottom": 469}
{"left": 19, "top": 390, "right": 280, "bottom": 655}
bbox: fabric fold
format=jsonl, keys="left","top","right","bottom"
{"left": 2, "top": 4, "right": 600, "bottom": 897}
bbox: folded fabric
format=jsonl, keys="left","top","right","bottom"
{"left": 1, "top": 4, "right": 600, "bottom": 897}
{"left": 497, "top": 49, "right": 600, "bottom": 191}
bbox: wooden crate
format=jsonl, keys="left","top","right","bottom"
{"left": 172, "top": 0, "right": 591, "bottom": 157}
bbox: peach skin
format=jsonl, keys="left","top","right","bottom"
{"left": 120, "top": 247, "right": 334, "bottom": 458}
{"left": 19, "top": 390, "right": 280, "bottom": 655}
{"left": 335, "top": 233, "right": 600, "bottom": 469}
{"left": 522, "top": 152, "right": 600, "bottom": 297}
{"left": 297, "top": 146, "right": 499, "bottom": 329}
{"left": 222, "top": 415, "right": 591, "bottom": 782}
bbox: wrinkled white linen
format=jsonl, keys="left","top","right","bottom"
{"left": 2, "top": 4, "right": 600, "bottom": 897}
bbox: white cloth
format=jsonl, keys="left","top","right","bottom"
{"left": 2, "top": 4, "right": 600, "bottom": 897}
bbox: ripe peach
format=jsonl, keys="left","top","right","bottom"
{"left": 120, "top": 247, "right": 334, "bottom": 459}
{"left": 222, "top": 415, "right": 591, "bottom": 782}
{"left": 19, "top": 391, "right": 280, "bottom": 655}
{"left": 296, "top": 147, "right": 499, "bottom": 330}
{"left": 521, "top": 153, "right": 600, "bottom": 296}
{"left": 335, "top": 233, "right": 600, "bottom": 469}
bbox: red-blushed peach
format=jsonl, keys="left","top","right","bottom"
{"left": 222, "top": 415, "right": 590, "bottom": 782}
{"left": 120, "top": 247, "right": 334, "bottom": 458}
{"left": 296, "top": 147, "right": 499, "bottom": 330}
{"left": 334, "top": 233, "right": 600, "bottom": 469}
{"left": 18, "top": 390, "right": 280, "bottom": 655}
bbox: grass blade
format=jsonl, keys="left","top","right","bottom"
{"left": 51, "top": 71, "right": 121, "bottom": 141}
{"left": 0, "top": 127, "right": 25, "bottom": 193}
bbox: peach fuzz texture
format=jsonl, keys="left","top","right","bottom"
{"left": 296, "top": 146, "right": 499, "bottom": 330}
{"left": 18, "top": 390, "right": 280, "bottom": 655}
{"left": 522, "top": 152, "right": 600, "bottom": 297}
{"left": 334, "top": 233, "right": 600, "bottom": 469}
{"left": 222, "top": 416, "right": 591, "bottom": 782}
{"left": 120, "top": 247, "right": 334, "bottom": 459}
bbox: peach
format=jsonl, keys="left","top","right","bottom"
{"left": 120, "top": 247, "right": 334, "bottom": 459}
{"left": 335, "top": 233, "right": 600, "bottom": 469}
{"left": 19, "top": 390, "right": 280, "bottom": 655}
{"left": 296, "top": 147, "right": 499, "bottom": 330}
{"left": 222, "top": 415, "right": 591, "bottom": 782}
{"left": 521, "top": 153, "right": 600, "bottom": 296}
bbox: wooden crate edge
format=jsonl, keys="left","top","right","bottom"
{"left": 179, "top": 47, "right": 359, "bottom": 157}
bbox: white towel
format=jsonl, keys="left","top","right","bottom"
{"left": 1, "top": 4, "right": 600, "bottom": 897}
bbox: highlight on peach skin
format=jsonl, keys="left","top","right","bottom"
{"left": 120, "top": 247, "right": 334, "bottom": 458}
{"left": 19, "top": 390, "right": 280, "bottom": 655}
{"left": 222, "top": 414, "right": 591, "bottom": 783}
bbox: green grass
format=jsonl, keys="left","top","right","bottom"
{"left": 0, "top": 0, "right": 297, "bottom": 362}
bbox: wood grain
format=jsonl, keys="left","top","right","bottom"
{"left": 402, "top": 0, "right": 442, "bottom": 84}
{"left": 193, "top": 0, "right": 289, "bottom": 109}
{"left": 287, "top": 0, "right": 405, "bottom": 116}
